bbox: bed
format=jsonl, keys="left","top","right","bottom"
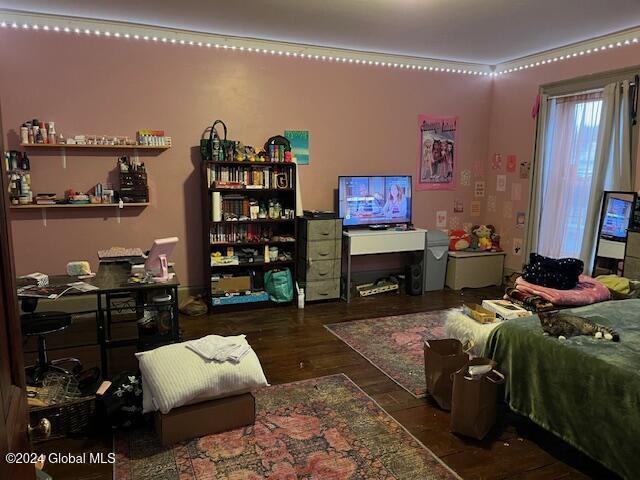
{"left": 483, "top": 299, "right": 640, "bottom": 480}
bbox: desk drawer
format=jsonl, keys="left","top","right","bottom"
{"left": 305, "top": 279, "right": 340, "bottom": 301}
{"left": 304, "top": 259, "right": 341, "bottom": 282}
{"left": 307, "top": 240, "right": 341, "bottom": 261}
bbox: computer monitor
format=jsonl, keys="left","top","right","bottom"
{"left": 600, "top": 198, "right": 632, "bottom": 241}
{"left": 145, "top": 237, "right": 178, "bottom": 281}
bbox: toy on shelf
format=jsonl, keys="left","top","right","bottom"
{"left": 470, "top": 224, "right": 502, "bottom": 252}
{"left": 449, "top": 230, "right": 471, "bottom": 251}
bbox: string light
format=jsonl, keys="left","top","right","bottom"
{"left": 3, "top": 16, "right": 638, "bottom": 77}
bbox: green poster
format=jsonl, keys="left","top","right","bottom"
{"left": 284, "top": 130, "right": 309, "bottom": 165}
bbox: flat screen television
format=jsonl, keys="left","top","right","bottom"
{"left": 600, "top": 197, "right": 632, "bottom": 241}
{"left": 338, "top": 175, "right": 412, "bottom": 227}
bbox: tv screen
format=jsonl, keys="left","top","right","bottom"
{"left": 338, "top": 176, "right": 412, "bottom": 227}
{"left": 601, "top": 197, "right": 632, "bottom": 241}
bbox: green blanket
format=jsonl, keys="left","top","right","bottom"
{"left": 484, "top": 299, "right": 640, "bottom": 480}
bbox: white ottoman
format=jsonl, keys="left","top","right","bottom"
{"left": 444, "top": 309, "right": 503, "bottom": 357}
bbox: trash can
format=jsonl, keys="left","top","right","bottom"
{"left": 424, "top": 230, "right": 450, "bottom": 291}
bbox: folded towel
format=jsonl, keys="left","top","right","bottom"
{"left": 514, "top": 275, "right": 610, "bottom": 306}
{"left": 185, "top": 334, "right": 252, "bottom": 363}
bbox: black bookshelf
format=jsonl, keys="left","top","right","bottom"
{"left": 201, "top": 160, "right": 297, "bottom": 310}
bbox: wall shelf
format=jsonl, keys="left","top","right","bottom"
{"left": 10, "top": 203, "right": 149, "bottom": 209}
{"left": 20, "top": 143, "right": 169, "bottom": 150}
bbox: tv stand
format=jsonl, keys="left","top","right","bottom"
{"left": 341, "top": 228, "right": 427, "bottom": 302}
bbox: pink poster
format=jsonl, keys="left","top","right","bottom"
{"left": 507, "top": 154, "right": 517, "bottom": 172}
{"left": 418, "top": 115, "right": 457, "bottom": 191}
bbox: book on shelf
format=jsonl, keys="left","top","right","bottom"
{"left": 207, "top": 164, "right": 293, "bottom": 189}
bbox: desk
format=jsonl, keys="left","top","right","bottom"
{"left": 341, "top": 228, "right": 427, "bottom": 302}
{"left": 18, "top": 263, "right": 180, "bottom": 378}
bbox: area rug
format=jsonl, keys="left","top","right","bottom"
{"left": 115, "top": 374, "right": 459, "bottom": 480}
{"left": 325, "top": 310, "right": 454, "bottom": 397}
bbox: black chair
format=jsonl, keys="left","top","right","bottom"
{"left": 21, "top": 298, "right": 82, "bottom": 385}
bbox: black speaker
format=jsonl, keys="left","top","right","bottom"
{"left": 405, "top": 262, "right": 424, "bottom": 295}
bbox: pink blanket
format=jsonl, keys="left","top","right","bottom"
{"left": 514, "top": 275, "right": 610, "bottom": 306}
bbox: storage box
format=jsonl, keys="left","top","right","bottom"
{"left": 462, "top": 303, "right": 496, "bottom": 324}
{"left": 481, "top": 299, "right": 532, "bottom": 320}
{"left": 212, "top": 276, "right": 252, "bottom": 294}
{"left": 154, "top": 393, "right": 255, "bottom": 446}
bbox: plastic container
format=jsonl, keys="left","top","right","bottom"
{"left": 424, "top": 230, "right": 450, "bottom": 291}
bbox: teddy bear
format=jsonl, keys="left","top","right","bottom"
{"left": 471, "top": 224, "right": 496, "bottom": 251}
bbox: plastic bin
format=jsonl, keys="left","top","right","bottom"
{"left": 424, "top": 230, "right": 449, "bottom": 291}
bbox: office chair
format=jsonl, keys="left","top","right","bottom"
{"left": 21, "top": 298, "right": 82, "bottom": 386}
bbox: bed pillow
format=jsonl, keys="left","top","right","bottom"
{"left": 136, "top": 335, "right": 268, "bottom": 414}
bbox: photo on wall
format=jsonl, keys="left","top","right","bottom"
{"left": 417, "top": 115, "right": 457, "bottom": 191}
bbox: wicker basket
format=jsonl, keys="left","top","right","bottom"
{"left": 29, "top": 396, "right": 95, "bottom": 442}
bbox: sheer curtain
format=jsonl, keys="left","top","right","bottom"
{"left": 537, "top": 91, "right": 604, "bottom": 259}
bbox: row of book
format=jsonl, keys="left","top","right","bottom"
{"left": 207, "top": 165, "right": 293, "bottom": 189}
{"left": 209, "top": 224, "right": 294, "bottom": 243}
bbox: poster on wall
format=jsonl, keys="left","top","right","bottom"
{"left": 519, "top": 160, "right": 531, "bottom": 179}
{"left": 284, "top": 130, "right": 309, "bottom": 165}
{"left": 487, "top": 195, "right": 497, "bottom": 213}
{"left": 474, "top": 181, "right": 486, "bottom": 197}
{"left": 460, "top": 170, "right": 471, "bottom": 186}
{"left": 516, "top": 211, "right": 526, "bottom": 228}
{"left": 450, "top": 217, "right": 461, "bottom": 229}
{"left": 507, "top": 154, "right": 517, "bottom": 172}
{"left": 496, "top": 174, "right": 507, "bottom": 192}
{"left": 418, "top": 115, "right": 457, "bottom": 191}
{"left": 436, "top": 210, "right": 448, "bottom": 228}
{"left": 470, "top": 201, "right": 481, "bottom": 217}
{"left": 453, "top": 199, "right": 464, "bottom": 213}
{"left": 491, "top": 154, "right": 502, "bottom": 170}
{"left": 511, "top": 182, "right": 522, "bottom": 201}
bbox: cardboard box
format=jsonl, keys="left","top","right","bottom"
{"left": 212, "top": 276, "right": 251, "bottom": 294}
{"left": 462, "top": 303, "right": 496, "bottom": 324}
{"left": 154, "top": 393, "right": 255, "bottom": 446}
{"left": 481, "top": 299, "right": 532, "bottom": 320}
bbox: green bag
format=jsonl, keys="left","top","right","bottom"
{"left": 200, "top": 120, "right": 234, "bottom": 161}
{"left": 264, "top": 268, "right": 294, "bottom": 303}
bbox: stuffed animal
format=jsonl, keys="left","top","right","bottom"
{"left": 449, "top": 230, "right": 471, "bottom": 251}
{"left": 490, "top": 231, "right": 502, "bottom": 252}
{"left": 471, "top": 224, "right": 496, "bottom": 251}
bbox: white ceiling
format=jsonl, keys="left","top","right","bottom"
{"left": 2, "top": 0, "right": 640, "bottom": 65}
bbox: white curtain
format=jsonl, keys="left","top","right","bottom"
{"left": 537, "top": 91, "right": 604, "bottom": 259}
{"left": 533, "top": 81, "right": 633, "bottom": 265}
{"left": 580, "top": 81, "right": 633, "bottom": 267}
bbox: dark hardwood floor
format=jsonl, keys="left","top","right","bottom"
{"left": 31, "top": 288, "right": 618, "bottom": 479}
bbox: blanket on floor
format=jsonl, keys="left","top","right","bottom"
{"left": 484, "top": 299, "right": 640, "bottom": 480}
{"left": 514, "top": 274, "right": 610, "bottom": 306}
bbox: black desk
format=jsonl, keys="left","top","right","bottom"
{"left": 18, "top": 263, "right": 181, "bottom": 378}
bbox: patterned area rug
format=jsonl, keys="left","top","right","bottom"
{"left": 115, "top": 374, "right": 458, "bottom": 479}
{"left": 325, "top": 310, "right": 453, "bottom": 397}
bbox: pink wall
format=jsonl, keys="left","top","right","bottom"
{"left": 486, "top": 44, "right": 640, "bottom": 272}
{"left": 0, "top": 30, "right": 493, "bottom": 287}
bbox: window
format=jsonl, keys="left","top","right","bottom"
{"left": 538, "top": 91, "right": 603, "bottom": 258}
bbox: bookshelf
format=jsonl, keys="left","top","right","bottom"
{"left": 202, "top": 160, "right": 298, "bottom": 309}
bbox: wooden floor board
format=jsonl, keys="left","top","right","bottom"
{"left": 30, "top": 288, "right": 618, "bottom": 479}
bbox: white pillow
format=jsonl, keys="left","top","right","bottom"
{"left": 136, "top": 335, "right": 268, "bottom": 414}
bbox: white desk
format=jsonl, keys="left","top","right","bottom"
{"left": 597, "top": 238, "right": 626, "bottom": 260}
{"left": 341, "top": 228, "right": 427, "bottom": 302}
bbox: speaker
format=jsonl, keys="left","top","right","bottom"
{"left": 405, "top": 262, "right": 424, "bottom": 295}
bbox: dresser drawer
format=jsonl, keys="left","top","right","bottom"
{"left": 307, "top": 239, "right": 342, "bottom": 261}
{"left": 626, "top": 231, "right": 640, "bottom": 258}
{"left": 305, "top": 279, "right": 340, "bottom": 301}
{"left": 304, "top": 259, "right": 341, "bottom": 281}
{"left": 306, "top": 219, "right": 339, "bottom": 240}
